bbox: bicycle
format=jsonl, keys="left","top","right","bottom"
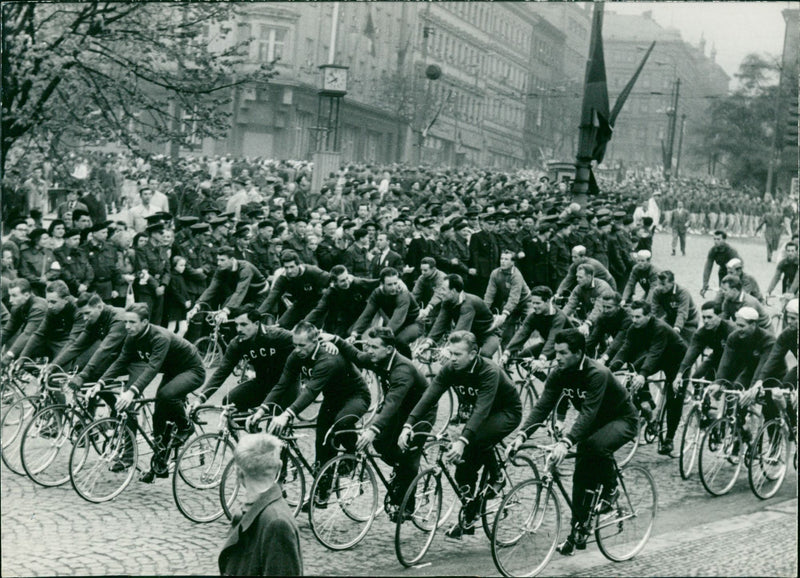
{"left": 411, "top": 338, "right": 456, "bottom": 435}
{"left": 306, "top": 419, "right": 457, "bottom": 551}
{"left": 20, "top": 375, "right": 113, "bottom": 487}
{"left": 747, "top": 380, "right": 797, "bottom": 500}
{"left": 491, "top": 438, "right": 657, "bottom": 577}
{"left": 698, "top": 385, "right": 754, "bottom": 497}
{"left": 677, "top": 377, "right": 717, "bottom": 479}
{"left": 1, "top": 361, "right": 70, "bottom": 475}
{"left": 1, "top": 356, "right": 46, "bottom": 420}
{"left": 393, "top": 428, "right": 537, "bottom": 568}
{"left": 68, "top": 387, "right": 200, "bottom": 503}
{"left": 194, "top": 308, "right": 232, "bottom": 369}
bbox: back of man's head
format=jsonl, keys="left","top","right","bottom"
{"left": 234, "top": 433, "right": 282, "bottom": 482}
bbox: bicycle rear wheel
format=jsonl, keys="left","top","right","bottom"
{"left": 20, "top": 404, "right": 74, "bottom": 487}
{"left": 679, "top": 407, "right": 702, "bottom": 479}
{"left": 699, "top": 418, "right": 743, "bottom": 496}
{"left": 172, "top": 432, "right": 235, "bottom": 523}
{"left": 595, "top": 465, "right": 657, "bottom": 562}
{"left": 395, "top": 467, "right": 442, "bottom": 567}
{"left": 195, "top": 337, "right": 224, "bottom": 368}
{"left": 70, "top": 417, "right": 138, "bottom": 503}
{"left": 491, "top": 479, "right": 560, "bottom": 578}
{"left": 481, "top": 453, "right": 538, "bottom": 540}
{"left": 1, "top": 395, "right": 39, "bottom": 475}
{"left": 308, "top": 454, "right": 378, "bottom": 550}
{"left": 748, "top": 419, "right": 789, "bottom": 500}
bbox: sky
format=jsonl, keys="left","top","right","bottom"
{"left": 606, "top": 2, "right": 793, "bottom": 79}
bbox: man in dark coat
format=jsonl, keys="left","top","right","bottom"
{"left": 468, "top": 213, "right": 500, "bottom": 296}
{"left": 218, "top": 433, "right": 303, "bottom": 576}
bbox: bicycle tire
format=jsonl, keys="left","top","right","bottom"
{"left": 395, "top": 467, "right": 442, "bottom": 567}
{"left": 70, "top": 417, "right": 138, "bottom": 503}
{"left": 679, "top": 407, "right": 702, "bottom": 480}
{"left": 309, "top": 454, "right": 378, "bottom": 550}
{"left": 491, "top": 479, "right": 561, "bottom": 578}
{"left": 1, "top": 395, "right": 39, "bottom": 475}
{"left": 195, "top": 337, "right": 224, "bottom": 369}
{"left": 20, "top": 404, "right": 76, "bottom": 487}
{"left": 595, "top": 465, "right": 657, "bottom": 562}
{"left": 481, "top": 453, "right": 538, "bottom": 541}
{"left": 699, "top": 418, "right": 743, "bottom": 496}
{"left": 748, "top": 418, "right": 789, "bottom": 500}
{"left": 172, "top": 432, "right": 235, "bottom": 523}
{"left": 433, "top": 388, "right": 455, "bottom": 437}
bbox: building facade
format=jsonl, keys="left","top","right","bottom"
{"left": 601, "top": 10, "right": 729, "bottom": 176}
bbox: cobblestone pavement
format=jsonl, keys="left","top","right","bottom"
{"left": 2, "top": 232, "right": 797, "bottom": 577}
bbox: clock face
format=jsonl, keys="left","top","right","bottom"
{"left": 324, "top": 68, "right": 347, "bottom": 92}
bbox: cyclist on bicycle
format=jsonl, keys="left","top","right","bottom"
{"left": 766, "top": 240, "right": 798, "bottom": 298}
{"left": 502, "top": 285, "right": 574, "bottom": 365}
{"left": 413, "top": 257, "right": 448, "bottom": 324}
{"left": 304, "top": 265, "right": 379, "bottom": 338}
{"left": 424, "top": 273, "right": 499, "bottom": 358}
{"left": 398, "top": 330, "right": 522, "bottom": 540}
{"left": 719, "top": 275, "right": 772, "bottom": 331}
{"left": 16, "top": 280, "right": 84, "bottom": 363}
{"left": 508, "top": 328, "right": 638, "bottom": 556}
{"left": 677, "top": 301, "right": 736, "bottom": 381}
{"left": 258, "top": 250, "right": 330, "bottom": 329}
{"left": 556, "top": 245, "right": 617, "bottom": 297}
{"left": 1, "top": 279, "right": 48, "bottom": 364}
{"left": 57, "top": 293, "right": 127, "bottom": 379}
{"left": 484, "top": 250, "right": 534, "bottom": 346}
{"left": 249, "top": 322, "right": 371, "bottom": 502}
{"left": 588, "top": 292, "right": 631, "bottom": 361}
{"left": 350, "top": 267, "right": 421, "bottom": 359}
{"left": 187, "top": 247, "right": 267, "bottom": 321}
{"left": 608, "top": 300, "right": 687, "bottom": 456}
{"left": 621, "top": 250, "right": 660, "bottom": 306}
{"left": 97, "top": 302, "right": 206, "bottom": 481}
{"left": 323, "top": 326, "right": 436, "bottom": 521}
{"left": 649, "top": 270, "right": 699, "bottom": 343}
{"left": 190, "top": 305, "right": 296, "bottom": 412}
{"left": 562, "top": 264, "right": 615, "bottom": 336}
{"left": 715, "top": 307, "right": 779, "bottom": 389}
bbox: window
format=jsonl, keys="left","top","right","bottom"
{"left": 257, "top": 25, "right": 286, "bottom": 62}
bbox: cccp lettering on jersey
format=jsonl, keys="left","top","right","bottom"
{"left": 563, "top": 388, "right": 587, "bottom": 400}
{"left": 247, "top": 347, "right": 278, "bottom": 359}
{"left": 301, "top": 365, "right": 313, "bottom": 378}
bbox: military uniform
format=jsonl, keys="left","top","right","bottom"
{"left": 86, "top": 240, "right": 121, "bottom": 300}
{"left": 133, "top": 239, "right": 170, "bottom": 325}
{"left": 55, "top": 245, "right": 95, "bottom": 296}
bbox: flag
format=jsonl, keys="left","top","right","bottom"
{"left": 611, "top": 41, "right": 655, "bottom": 125}
{"left": 364, "top": 5, "right": 376, "bottom": 57}
{"left": 576, "top": 3, "right": 612, "bottom": 165}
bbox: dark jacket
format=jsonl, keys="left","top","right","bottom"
{"left": 506, "top": 305, "right": 573, "bottom": 358}
{"left": 716, "top": 327, "right": 776, "bottom": 387}
{"left": 677, "top": 319, "right": 736, "bottom": 377}
{"left": 649, "top": 283, "right": 699, "bottom": 335}
{"left": 586, "top": 306, "right": 632, "bottom": 359}
{"left": 58, "top": 305, "right": 127, "bottom": 382}
{"left": 218, "top": 484, "right": 303, "bottom": 576}
{"left": 468, "top": 229, "right": 500, "bottom": 279}
{"left": 352, "top": 286, "right": 420, "bottom": 336}
{"left": 428, "top": 292, "right": 495, "bottom": 344}
{"left": 198, "top": 260, "right": 267, "bottom": 310}
{"left": 19, "top": 298, "right": 84, "bottom": 360}
{"left": 3, "top": 295, "right": 48, "bottom": 357}
{"left": 609, "top": 316, "right": 687, "bottom": 378}
{"left": 370, "top": 249, "right": 403, "bottom": 279}
{"left": 259, "top": 265, "right": 330, "bottom": 315}
{"left": 305, "top": 277, "right": 380, "bottom": 337}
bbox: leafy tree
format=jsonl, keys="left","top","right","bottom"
{"left": 1, "top": 2, "right": 276, "bottom": 173}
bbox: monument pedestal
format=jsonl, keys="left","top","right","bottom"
{"left": 312, "top": 151, "right": 342, "bottom": 195}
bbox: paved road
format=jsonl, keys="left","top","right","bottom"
{"left": 2, "top": 231, "right": 796, "bottom": 576}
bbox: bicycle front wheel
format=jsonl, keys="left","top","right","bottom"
{"left": 699, "top": 418, "right": 743, "bottom": 496}
{"left": 432, "top": 389, "right": 455, "bottom": 437}
{"left": 395, "top": 467, "right": 442, "bottom": 567}
{"left": 70, "top": 417, "right": 138, "bottom": 503}
{"left": 491, "top": 479, "right": 560, "bottom": 578}
{"left": 309, "top": 454, "right": 378, "bottom": 550}
{"left": 1, "top": 395, "right": 39, "bottom": 475}
{"left": 20, "top": 404, "right": 74, "bottom": 487}
{"left": 595, "top": 465, "right": 657, "bottom": 562}
{"left": 195, "top": 337, "right": 224, "bottom": 368}
{"left": 481, "top": 453, "right": 538, "bottom": 540}
{"left": 748, "top": 418, "right": 789, "bottom": 500}
{"left": 679, "top": 407, "right": 702, "bottom": 480}
{"left": 172, "top": 433, "right": 235, "bottom": 523}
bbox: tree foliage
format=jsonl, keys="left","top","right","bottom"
{"left": 1, "top": 2, "right": 276, "bottom": 172}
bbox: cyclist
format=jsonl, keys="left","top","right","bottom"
{"left": 608, "top": 300, "right": 687, "bottom": 456}
{"left": 17, "top": 280, "right": 84, "bottom": 363}
{"left": 413, "top": 257, "right": 448, "bottom": 324}
{"left": 719, "top": 274, "right": 772, "bottom": 331}
{"left": 700, "top": 230, "right": 741, "bottom": 298}
{"left": 188, "top": 247, "right": 267, "bottom": 320}
{"left": 556, "top": 245, "right": 617, "bottom": 297}
{"left": 562, "top": 264, "right": 615, "bottom": 335}
{"left": 715, "top": 307, "right": 779, "bottom": 389}
{"left": 621, "top": 250, "right": 660, "bottom": 306}
{"left": 304, "top": 265, "right": 379, "bottom": 338}
{"left": 324, "top": 326, "right": 436, "bottom": 521}
{"left": 766, "top": 240, "right": 798, "bottom": 298}
{"left": 508, "top": 329, "right": 638, "bottom": 556}
{"left": 677, "top": 301, "right": 736, "bottom": 381}
{"left": 425, "top": 273, "right": 499, "bottom": 358}
{"left": 258, "top": 250, "right": 330, "bottom": 329}
{"left": 56, "top": 293, "right": 127, "bottom": 376}
{"left": 484, "top": 250, "right": 534, "bottom": 345}
{"left": 398, "top": 330, "right": 522, "bottom": 540}
{"left": 503, "top": 285, "right": 574, "bottom": 364}
{"left": 589, "top": 292, "right": 631, "bottom": 362}
{"left": 190, "top": 306, "right": 299, "bottom": 412}
{"left": 724, "top": 258, "right": 764, "bottom": 303}
{"left": 1, "top": 279, "right": 47, "bottom": 363}
{"left": 250, "top": 322, "right": 370, "bottom": 501}
{"left": 648, "top": 270, "right": 699, "bottom": 343}
{"left": 97, "top": 303, "right": 206, "bottom": 481}
{"left": 350, "top": 267, "right": 421, "bottom": 358}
